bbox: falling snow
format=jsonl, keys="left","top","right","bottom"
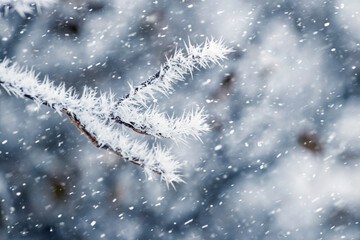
{"left": 1, "top": 0, "right": 360, "bottom": 239}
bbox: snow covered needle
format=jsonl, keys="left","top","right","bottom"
{"left": 0, "top": 38, "right": 232, "bottom": 187}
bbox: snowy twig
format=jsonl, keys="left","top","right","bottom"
{"left": 0, "top": 39, "right": 231, "bottom": 186}
{"left": 118, "top": 38, "right": 232, "bottom": 106}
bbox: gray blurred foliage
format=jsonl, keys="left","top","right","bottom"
{"left": 1, "top": 0, "right": 360, "bottom": 239}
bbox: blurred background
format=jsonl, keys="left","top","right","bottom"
{"left": 1, "top": 0, "right": 360, "bottom": 239}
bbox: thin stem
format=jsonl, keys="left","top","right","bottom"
{"left": 115, "top": 65, "right": 170, "bottom": 107}
{"left": 109, "top": 115, "right": 152, "bottom": 136}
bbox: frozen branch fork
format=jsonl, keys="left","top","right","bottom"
{"left": 0, "top": 39, "right": 232, "bottom": 187}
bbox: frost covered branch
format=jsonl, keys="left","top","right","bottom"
{"left": 112, "top": 38, "right": 233, "bottom": 140}
{"left": 0, "top": 39, "right": 231, "bottom": 186}
{"left": 0, "top": 0, "right": 56, "bottom": 17}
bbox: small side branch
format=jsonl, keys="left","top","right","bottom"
{"left": 110, "top": 39, "right": 233, "bottom": 139}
